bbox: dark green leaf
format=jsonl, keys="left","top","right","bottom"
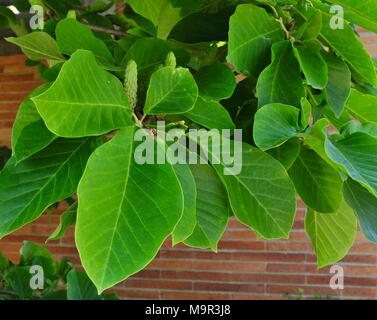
{"left": 184, "top": 164, "right": 230, "bottom": 252}
{"left": 227, "top": 3, "right": 283, "bottom": 76}
{"left": 256, "top": 41, "right": 305, "bottom": 108}
{"left": 289, "top": 147, "right": 343, "bottom": 213}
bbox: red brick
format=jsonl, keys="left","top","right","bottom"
{"left": 0, "top": 55, "right": 26, "bottom": 65}
{"left": 3, "top": 64, "right": 38, "bottom": 73}
{"left": 0, "top": 92, "right": 29, "bottom": 101}
{"left": 0, "top": 81, "right": 43, "bottom": 91}
{"left": 0, "top": 73, "right": 36, "bottom": 82}
{"left": 115, "top": 288, "right": 160, "bottom": 300}
{"left": 194, "top": 282, "right": 264, "bottom": 293}
{"left": 124, "top": 278, "right": 192, "bottom": 291}
{"left": 192, "top": 261, "right": 266, "bottom": 272}
{"left": 160, "top": 291, "right": 232, "bottom": 300}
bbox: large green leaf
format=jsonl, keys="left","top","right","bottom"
{"left": 289, "top": 147, "right": 343, "bottom": 213}
{"left": 47, "top": 202, "right": 77, "bottom": 242}
{"left": 325, "top": 0, "right": 377, "bottom": 33}
{"left": 156, "top": 1, "right": 184, "bottom": 39}
{"left": 325, "top": 132, "right": 377, "bottom": 197}
{"left": 344, "top": 179, "right": 377, "bottom": 243}
{"left": 256, "top": 41, "right": 305, "bottom": 108}
{"left": 0, "top": 138, "right": 96, "bottom": 238}
{"left": 76, "top": 126, "right": 184, "bottom": 292}
{"left": 346, "top": 89, "right": 377, "bottom": 124}
{"left": 144, "top": 66, "right": 198, "bottom": 115}
{"left": 267, "top": 138, "right": 301, "bottom": 170}
{"left": 293, "top": 41, "right": 328, "bottom": 90}
{"left": 194, "top": 63, "right": 236, "bottom": 101}
{"left": 121, "top": 38, "right": 170, "bottom": 74}
{"left": 305, "top": 201, "right": 357, "bottom": 268}
{"left": 12, "top": 83, "right": 56, "bottom": 162}
{"left": 56, "top": 18, "right": 114, "bottom": 67}
{"left": 208, "top": 141, "right": 297, "bottom": 239}
{"left": 185, "top": 97, "right": 235, "bottom": 130}
{"left": 171, "top": 164, "right": 197, "bottom": 245}
{"left": 323, "top": 53, "right": 351, "bottom": 118}
{"left": 33, "top": 50, "right": 133, "bottom": 138}
{"left": 342, "top": 122, "right": 377, "bottom": 139}
{"left": 127, "top": 0, "right": 166, "bottom": 26}
{"left": 168, "top": 9, "right": 232, "bottom": 43}
{"left": 5, "top": 32, "right": 65, "bottom": 62}
{"left": 184, "top": 164, "right": 230, "bottom": 252}
{"left": 294, "top": 8, "right": 322, "bottom": 40}
{"left": 67, "top": 270, "right": 101, "bottom": 300}
{"left": 227, "top": 3, "right": 283, "bottom": 76}
{"left": 319, "top": 11, "right": 377, "bottom": 86}
{"left": 253, "top": 103, "right": 302, "bottom": 150}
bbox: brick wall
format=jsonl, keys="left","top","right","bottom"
{"left": 1, "top": 32, "right": 377, "bottom": 300}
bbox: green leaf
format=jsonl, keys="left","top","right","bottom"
{"left": 169, "top": 9, "right": 231, "bottom": 43}
{"left": 325, "top": 132, "right": 377, "bottom": 197}
{"left": 256, "top": 41, "right": 305, "bottom": 108}
{"left": 185, "top": 97, "right": 235, "bottom": 130}
{"left": 227, "top": 3, "right": 283, "bottom": 76}
{"left": 300, "top": 97, "right": 312, "bottom": 128}
{"left": 144, "top": 66, "right": 198, "bottom": 115}
{"left": 0, "top": 251, "right": 8, "bottom": 272}
{"left": 293, "top": 41, "right": 328, "bottom": 90}
{"left": 289, "top": 147, "right": 343, "bottom": 213}
{"left": 342, "top": 122, "right": 377, "bottom": 138}
{"left": 156, "top": 1, "right": 184, "bottom": 39}
{"left": 121, "top": 38, "right": 170, "bottom": 74}
{"left": 4, "top": 267, "right": 33, "bottom": 299}
{"left": 294, "top": 9, "right": 322, "bottom": 40}
{"left": 323, "top": 53, "right": 351, "bottom": 118}
{"left": 32, "top": 50, "right": 133, "bottom": 138}
{"left": 267, "top": 138, "right": 301, "bottom": 170}
{"left": 184, "top": 164, "right": 230, "bottom": 252}
{"left": 325, "top": 0, "right": 377, "bottom": 33}
{"left": 127, "top": 0, "right": 166, "bottom": 26}
{"left": 303, "top": 118, "right": 330, "bottom": 161}
{"left": 20, "top": 241, "right": 53, "bottom": 264}
{"left": 194, "top": 63, "right": 236, "bottom": 101}
{"left": 346, "top": 89, "right": 377, "bottom": 124}
{"left": 172, "top": 164, "right": 197, "bottom": 245}
{"left": 6, "top": 32, "right": 65, "bottom": 62}
{"left": 56, "top": 18, "right": 114, "bottom": 67}
{"left": 344, "top": 179, "right": 377, "bottom": 243}
{"left": 319, "top": 11, "right": 377, "bottom": 86}
{"left": 208, "top": 141, "right": 297, "bottom": 239}
{"left": 324, "top": 106, "right": 352, "bottom": 132}
{"left": 67, "top": 270, "right": 101, "bottom": 300}
{"left": 47, "top": 202, "right": 77, "bottom": 242}
{"left": 76, "top": 127, "right": 184, "bottom": 292}
{"left": 12, "top": 83, "right": 56, "bottom": 162}
{"left": 305, "top": 201, "right": 357, "bottom": 268}
{"left": 0, "top": 138, "right": 96, "bottom": 238}
{"left": 254, "top": 103, "right": 302, "bottom": 150}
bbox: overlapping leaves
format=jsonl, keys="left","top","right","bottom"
{"left": 2, "top": 0, "right": 377, "bottom": 294}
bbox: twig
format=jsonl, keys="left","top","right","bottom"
{"left": 82, "top": 22, "right": 128, "bottom": 37}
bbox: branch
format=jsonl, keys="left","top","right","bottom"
{"left": 82, "top": 22, "right": 129, "bottom": 37}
